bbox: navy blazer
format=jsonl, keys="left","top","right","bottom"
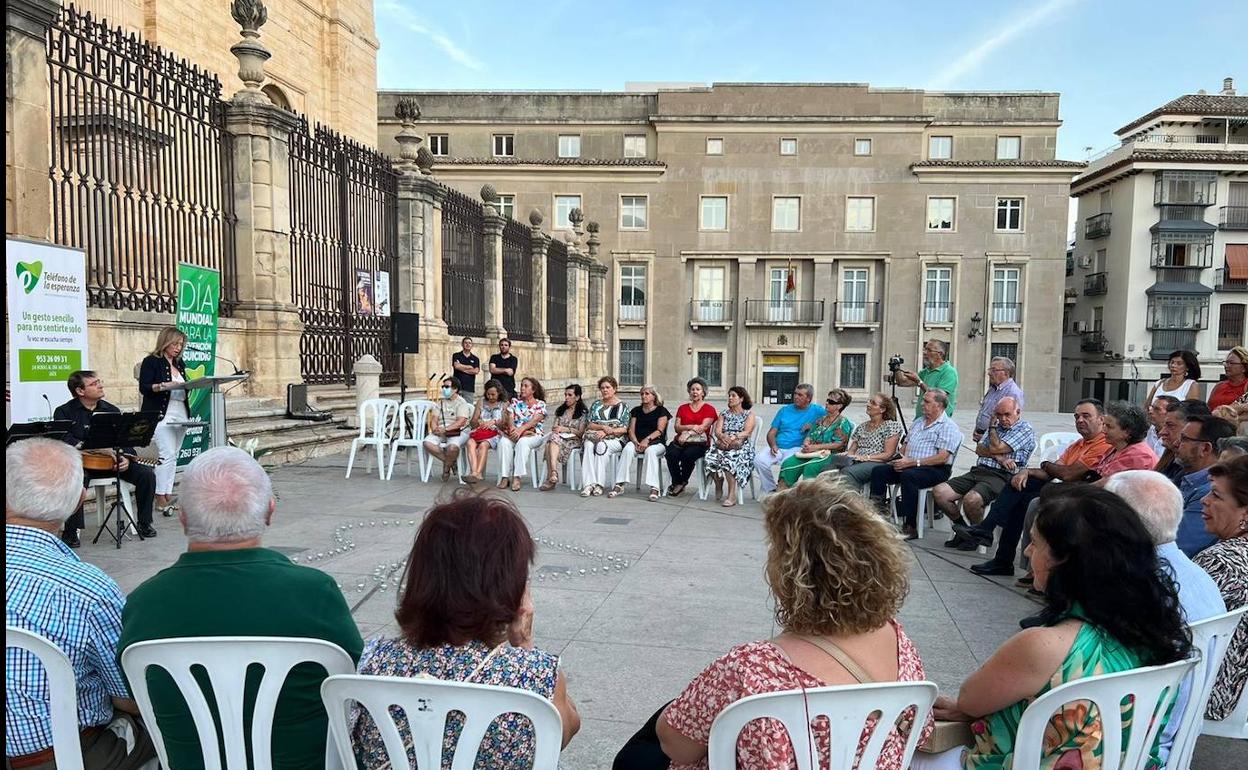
{"left": 138, "top": 354, "right": 188, "bottom": 418}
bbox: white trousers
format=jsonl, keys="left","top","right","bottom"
{"left": 499, "top": 434, "right": 545, "bottom": 477}
{"left": 153, "top": 400, "right": 188, "bottom": 495}
{"left": 615, "top": 442, "right": 666, "bottom": 490}
{"left": 423, "top": 433, "right": 469, "bottom": 453}
{"left": 580, "top": 438, "right": 624, "bottom": 488}
{"left": 753, "top": 447, "right": 801, "bottom": 492}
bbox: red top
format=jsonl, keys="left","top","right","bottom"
{"left": 676, "top": 402, "right": 718, "bottom": 428}
{"left": 1208, "top": 379, "right": 1248, "bottom": 410}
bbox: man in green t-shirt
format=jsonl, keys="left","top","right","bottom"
{"left": 887, "top": 338, "right": 959, "bottom": 418}
{"left": 118, "top": 447, "right": 362, "bottom": 770}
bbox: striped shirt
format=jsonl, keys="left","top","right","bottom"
{"left": 975, "top": 378, "right": 1026, "bottom": 433}
{"left": 903, "top": 412, "right": 964, "bottom": 465}
{"left": 975, "top": 419, "right": 1037, "bottom": 472}
{"left": 5, "top": 525, "right": 129, "bottom": 756}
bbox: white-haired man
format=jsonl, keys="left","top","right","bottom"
{"left": 1104, "top": 470, "right": 1226, "bottom": 768}
{"left": 5, "top": 438, "right": 156, "bottom": 769}
{"left": 118, "top": 447, "right": 362, "bottom": 770}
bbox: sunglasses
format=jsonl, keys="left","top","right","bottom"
{"left": 826, "top": 399, "right": 842, "bottom": 406}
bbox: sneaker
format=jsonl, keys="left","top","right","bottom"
{"left": 60, "top": 529, "right": 81, "bottom": 549}
{"left": 970, "top": 560, "right": 1013, "bottom": 576}
{"left": 950, "top": 521, "right": 994, "bottom": 548}
{"left": 137, "top": 524, "right": 158, "bottom": 539}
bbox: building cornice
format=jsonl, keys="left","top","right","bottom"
{"left": 1071, "top": 149, "right": 1248, "bottom": 197}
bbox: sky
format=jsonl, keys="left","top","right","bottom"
{"left": 375, "top": 0, "right": 1247, "bottom": 163}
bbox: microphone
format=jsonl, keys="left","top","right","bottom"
{"left": 42, "top": 393, "right": 53, "bottom": 420}
{"left": 213, "top": 353, "right": 249, "bottom": 376}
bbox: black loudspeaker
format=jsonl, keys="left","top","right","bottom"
{"left": 286, "top": 384, "right": 331, "bottom": 422}
{"left": 392, "top": 312, "right": 420, "bottom": 354}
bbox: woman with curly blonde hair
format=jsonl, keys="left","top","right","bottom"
{"left": 614, "top": 475, "right": 933, "bottom": 770}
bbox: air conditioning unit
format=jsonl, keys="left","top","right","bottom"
{"left": 1077, "top": 254, "right": 1092, "bottom": 269}
{"left": 1073, "top": 321, "right": 1088, "bottom": 333}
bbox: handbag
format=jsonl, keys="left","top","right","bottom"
{"left": 794, "top": 449, "right": 830, "bottom": 461}
{"left": 470, "top": 427, "right": 497, "bottom": 442}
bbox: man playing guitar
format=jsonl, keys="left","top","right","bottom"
{"left": 53, "top": 370, "right": 158, "bottom": 546}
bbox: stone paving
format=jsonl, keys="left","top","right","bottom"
{"left": 77, "top": 406, "right": 1242, "bottom": 768}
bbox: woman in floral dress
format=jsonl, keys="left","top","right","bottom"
{"left": 703, "top": 386, "right": 757, "bottom": 507}
{"left": 540, "top": 384, "right": 588, "bottom": 490}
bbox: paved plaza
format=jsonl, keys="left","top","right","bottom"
{"left": 77, "top": 406, "right": 1242, "bottom": 768}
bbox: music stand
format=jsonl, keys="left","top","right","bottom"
{"left": 6, "top": 420, "right": 73, "bottom": 447}
{"left": 81, "top": 411, "right": 159, "bottom": 549}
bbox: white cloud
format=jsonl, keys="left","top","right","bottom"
{"left": 930, "top": 0, "right": 1079, "bottom": 89}
{"left": 377, "top": 0, "right": 484, "bottom": 72}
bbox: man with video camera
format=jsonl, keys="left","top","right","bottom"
{"left": 885, "top": 339, "right": 958, "bottom": 419}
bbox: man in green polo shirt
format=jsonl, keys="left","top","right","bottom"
{"left": 118, "top": 447, "right": 362, "bottom": 770}
{"left": 888, "top": 338, "right": 959, "bottom": 418}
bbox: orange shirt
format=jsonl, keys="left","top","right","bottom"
{"left": 1058, "top": 432, "right": 1112, "bottom": 469}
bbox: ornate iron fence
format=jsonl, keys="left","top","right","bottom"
{"left": 546, "top": 239, "right": 569, "bottom": 344}
{"left": 441, "top": 188, "right": 486, "bottom": 338}
{"left": 289, "top": 119, "right": 399, "bottom": 385}
{"left": 501, "top": 219, "right": 534, "bottom": 341}
{"left": 47, "top": 4, "right": 237, "bottom": 314}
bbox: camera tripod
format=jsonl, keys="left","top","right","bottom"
{"left": 888, "top": 365, "right": 910, "bottom": 438}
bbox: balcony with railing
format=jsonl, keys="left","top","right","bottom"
{"left": 1084, "top": 272, "right": 1108, "bottom": 296}
{"left": 1146, "top": 296, "right": 1209, "bottom": 332}
{"left": 1220, "top": 206, "right": 1248, "bottom": 230}
{"left": 689, "top": 299, "right": 735, "bottom": 327}
{"left": 1154, "top": 171, "right": 1217, "bottom": 207}
{"left": 833, "top": 301, "right": 880, "bottom": 326}
{"left": 1215, "top": 268, "right": 1248, "bottom": 292}
{"left": 922, "top": 301, "right": 954, "bottom": 326}
{"left": 618, "top": 302, "right": 646, "bottom": 325}
{"left": 1080, "top": 330, "right": 1107, "bottom": 353}
{"left": 1085, "top": 213, "right": 1111, "bottom": 240}
{"left": 1150, "top": 330, "right": 1198, "bottom": 358}
{"left": 743, "top": 299, "right": 824, "bottom": 326}
{"left": 990, "top": 302, "right": 1023, "bottom": 326}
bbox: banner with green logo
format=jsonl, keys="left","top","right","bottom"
{"left": 176, "top": 263, "right": 220, "bottom": 466}
{"left": 6, "top": 239, "right": 88, "bottom": 422}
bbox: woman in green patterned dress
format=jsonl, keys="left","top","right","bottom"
{"left": 775, "top": 389, "right": 854, "bottom": 490}
{"left": 915, "top": 484, "right": 1192, "bottom": 770}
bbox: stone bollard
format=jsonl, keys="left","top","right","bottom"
{"left": 351, "top": 354, "right": 382, "bottom": 428}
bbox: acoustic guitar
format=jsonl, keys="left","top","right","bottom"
{"left": 80, "top": 451, "right": 162, "bottom": 472}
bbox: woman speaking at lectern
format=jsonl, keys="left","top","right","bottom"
{"left": 139, "top": 326, "right": 189, "bottom": 515}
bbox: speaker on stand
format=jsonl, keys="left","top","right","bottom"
{"left": 391, "top": 313, "right": 420, "bottom": 404}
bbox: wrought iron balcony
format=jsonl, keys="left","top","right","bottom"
{"left": 1154, "top": 171, "right": 1217, "bottom": 206}
{"left": 1215, "top": 268, "right": 1248, "bottom": 292}
{"left": 1146, "top": 297, "right": 1210, "bottom": 332}
{"left": 834, "top": 301, "right": 880, "bottom": 325}
{"left": 1080, "top": 331, "right": 1107, "bottom": 353}
{"left": 990, "top": 302, "right": 1023, "bottom": 325}
{"left": 1084, "top": 272, "right": 1108, "bottom": 296}
{"left": 1085, "top": 213, "right": 1111, "bottom": 240}
{"left": 922, "top": 301, "right": 954, "bottom": 325}
{"left": 689, "top": 299, "right": 735, "bottom": 326}
{"left": 1150, "top": 330, "right": 1198, "bottom": 358}
{"left": 743, "top": 299, "right": 824, "bottom": 326}
{"left": 1220, "top": 206, "right": 1248, "bottom": 230}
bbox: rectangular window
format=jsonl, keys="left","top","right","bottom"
{"left": 841, "top": 268, "right": 869, "bottom": 322}
{"left": 492, "top": 134, "right": 514, "bottom": 157}
{"left": 768, "top": 267, "right": 796, "bottom": 322}
{"left": 1095, "top": 248, "right": 1107, "bottom": 273}
{"left": 991, "top": 343, "right": 1018, "bottom": 362}
{"left": 929, "top": 136, "right": 953, "bottom": 159}
{"left": 779, "top": 137, "right": 798, "bottom": 156}
{"left": 498, "top": 194, "right": 515, "bottom": 220}
{"left": 1100, "top": 190, "right": 1112, "bottom": 213}
{"left": 854, "top": 138, "right": 872, "bottom": 156}
{"left": 845, "top": 196, "right": 875, "bottom": 232}
{"left": 992, "top": 267, "right": 1021, "bottom": 324}
{"left": 554, "top": 195, "right": 581, "bottom": 229}
{"left": 696, "top": 267, "right": 727, "bottom": 323}
{"left": 996, "top": 197, "right": 1024, "bottom": 232}
{"left": 558, "top": 134, "right": 581, "bottom": 158}
{"left": 927, "top": 197, "right": 956, "bottom": 231}
{"left": 624, "top": 134, "right": 647, "bottom": 158}
{"left": 428, "top": 134, "right": 449, "bottom": 156}
{"left": 619, "top": 340, "right": 645, "bottom": 387}
{"left": 706, "top": 137, "right": 724, "bottom": 155}
{"left": 620, "top": 196, "right": 648, "bottom": 230}
{"left": 1092, "top": 306, "right": 1104, "bottom": 332}
{"left": 924, "top": 266, "right": 953, "bottom": 323}
{"left": 619, "top": 264, "right": 647, "bottom": 322}
{"left": 700, "top": 196, "right": 728, "bottom": 230}
{"left": 839, "top": 353, "right": 867, "bottom": 390}
{"left": 1219, "top": 304, "right": 1246, "bottom": 349}
{"left": 772, "top": 197, "right": 801, "bottom": 231}
{"left": 697, "top": 352, "right": 724, "bottom": 388}
{"left": 996, "top": 136, "right": 1021, "bottom": 160}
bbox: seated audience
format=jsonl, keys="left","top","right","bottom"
{"left": 1172, "top": 414, "right": 1236, "bottom": 557}
{"left": 1192, "top": 456, "right": 1248, "bottom": 722}
{"left": 703, "top": 386, "right": 757, "bottom": 507}
{"left": 424, "top": 377, "right": 472, "bottom": 482}
{"left": 776, "top": 389, "right": 853, "bottom": 489}
{"left": 1218, "top": 435, "right": 1248, "bottom": 461}
{"left": 497, "top": 377, "right": 548, "bottom": 492}
{"left": 463, "top": 379, "right": 507, "bottom": 484}
{"left": 972, "top": 357, "right": 1025, "bottom": 443}
{"left": 754, "top": 383, "right": 826, "bottom": 493}
{"left": 869, "top": 390, "right": 964, "bottom": 540}
{"left": 1208, "top": 346, "right": 1247, "bottom": 410}
{"left": 920, "top": 484, "right": 1192, "bottom": 770}
{"left": 1146, "top": 348, "right": 1204, "bottom": 406}
{"left": 6, "top": 438, "right": 157, "bottom": 769}
{"left": 1104, "top": 470, "right": 1227, "bottom": 767}
{"left": 835, "top": 392, "right": 904, "bottom": 491}
{"left": 118, "top": 446, "right": 362, "bottom": 769}
{"left": 540, "top": 384, "right": 588, "bottom": 491}
{"left": 614, "top": 475, "right": 933, "bottom": 770}
{"left": 613, "top": 385, "right": 671, "bottom": 501}
{"left": 665, "top": 378, "right": 717, "bottom": 497}
{"left": 1091, "top": 401, "right": 1159, "bottom": 479}
{"left": 934, "top": 396, "right": 1035, "bottom": 535}
{"left": 1147, "top": 395, "right": 1180, "bottom": 457}
{"left": 351, "top": 493, "right": 580, "bottom": 767}
{"left": 579, "top": 376, "right": 629, "bottom": 497}
{"left": 955, "top": 398, "right": 1111, "bottom": 575}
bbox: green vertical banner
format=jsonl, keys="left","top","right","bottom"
{"left": 176, "top": 263, "right": 220, "bottom": 466}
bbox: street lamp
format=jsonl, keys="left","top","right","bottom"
{"left": 967, "top": 311, "right": 983, "bottom": 339}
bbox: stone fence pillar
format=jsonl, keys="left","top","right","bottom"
{"left": 351, "top": 354, "right": 381, "bottom": 428}
{"left": 482, "top": 196, "right": 507, "bottom": 341}
{"left": 6, "top": 0, "right": 59, "bottom": 240}
{"left": 529, "top": 209, "right": 551, "bottom": 346}
{"left": 586, "top": 222, "right": 607, "bottom": 352}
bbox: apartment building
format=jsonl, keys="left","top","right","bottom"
{"left": 1062, "top": 78, "right": 1248, "bottom": 409}
{"left": 377, "top": 83, "right": 1081, "bottom": 410}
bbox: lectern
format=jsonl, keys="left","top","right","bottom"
{"left": 172, "top": 373, "right": 250, "bottom": 448}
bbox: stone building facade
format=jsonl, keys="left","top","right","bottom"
{"left": 379, "top": 84, "right": 1082, "bottom": 411}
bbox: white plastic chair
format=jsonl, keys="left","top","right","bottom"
{"left": 321, "top": 674, "right": 563, "bottom": 770}
{"left": 1165, "top": 606, "right": 1248, "bottom": 765}
{"left": 539, "top": 445, "right": 581, "bottom": 491}
{"left": 699, "top": 417, "right": 764, "bottom": 504}
{"left": 1013, "top": 657, "right": 1196, "bottom": 770}
{"left": 1038, "top": 431, "right": 1081, "bottom": 463}
{"left": 706, "top": 681, "right": 937, "bottom": 770}
{"left": 6, "top": 626, "right": 86, "bottom": 770}
{"left": 120, "top": 636, "right": 356, "bottom": 770}
{"left": 1200, "top": 606, "right": 1248, "bottom": 740}
{"left": 346, "top": 398, "right": 399, "bottom": 480}
{"left": 889, "top": 446, "right": 961, "bottom": 540}
{"left": 87, "top": 476, "right": 137, "bottom": 527}
{"left": 387, "top": 399, "right": 434, "bottom": 481}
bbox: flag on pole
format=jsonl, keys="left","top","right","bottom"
{"left": 785, "top": 258, "right": 796, "bottom": 295}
